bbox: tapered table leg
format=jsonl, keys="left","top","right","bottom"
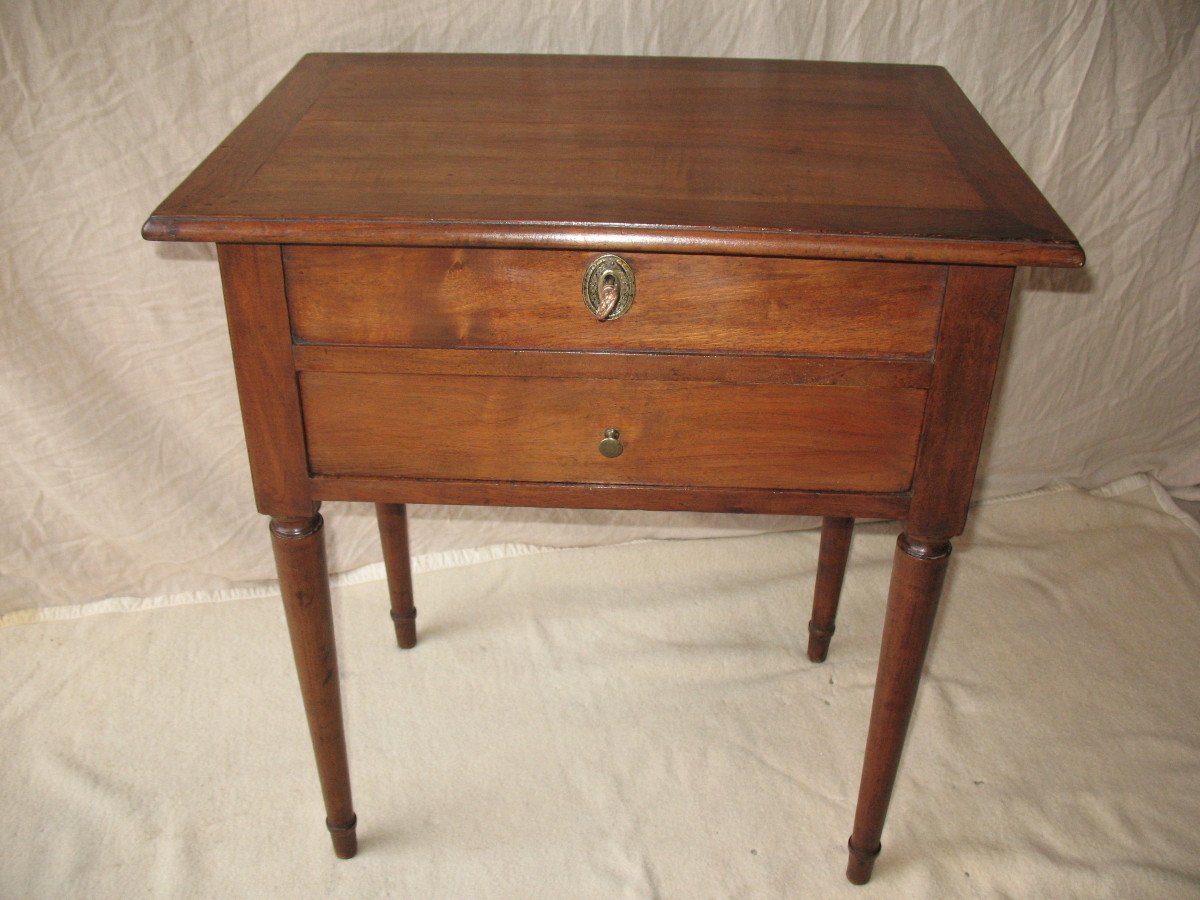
{"left": 271, "top": 513, "right": 357, "bottom": 859}
{"left": 808, "top": 516, "right": 854, "bottom": 662}
{"left": 846, "top": 532, "right": 951, "bottom": 885}
{"left": 375, "top": 503, "right": 417, "bottom": 649}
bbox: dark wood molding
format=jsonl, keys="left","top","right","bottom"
{"left": 292, "top": 345, "right": 934, "bottom": 389}
{"left": 311, "top": 475, "right": 912, "bottom": 520}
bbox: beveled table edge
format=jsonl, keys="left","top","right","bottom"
{"left": 142, "top": 218, "right": 1084, "bottom": 268}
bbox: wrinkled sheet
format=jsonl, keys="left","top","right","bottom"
{"left": 2, "top": 480, "right": 1198, "bottom": 896}
{"left": 1, "top": 0, "right": 1198, "bottom": 613}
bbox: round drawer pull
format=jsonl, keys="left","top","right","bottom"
{"left": 598, "top": 427, "right": 624, "bottom": 458}
{"left": 583, "top": 254, "right": 635, "bottom": 321}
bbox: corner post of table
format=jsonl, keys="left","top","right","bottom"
{"left": 846, "top": 265, "right": 1015, "bottom": 884}
{"left": 217, "top": 243, "right": 357, "bottom": 858}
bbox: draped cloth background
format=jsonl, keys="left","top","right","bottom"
{"left": 2, "top": 0, "right": 1197, "bottom": 614}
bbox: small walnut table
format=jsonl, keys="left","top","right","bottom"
{"left": 144, "top": 54, "right": 1082, "bottom": 884}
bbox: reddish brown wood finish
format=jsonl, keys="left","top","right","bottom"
{"left": 908, "top": 266, "right": 1015, "bottom": 538}
{"left": 300, "top": 373, "right": 926, "bottom": 493}
{"left": 144, "top": 54, "right": 1084, "bottom": 883}
{"left": 270, "top": 513, "right": 356, "bottom": 858}
{"left": 807, "top": 517, "right": 854, "bottom": 662}
{"left": 144, "top": 55, "right": 1083, "bottom": 267}
{"left": 375, "top": 503, "right": 417, "bottom": 648}
{"left": 911, "top": 67, "right": 1076, "bottom": 257}
{"left": 216, "top": 244, "right": 313, "bottom": 517}
{"left": 291, "top": 345, "right": 934, "bottom": 390}
{"left": 847, "top": 533, "right": 951, "bottom": 884}
{"left": 285, "top": 247, "right": 944, "bottom": 359}
{"left": 150, "top": 54, "right": 340, "bottom": 232}
{"left": 312, "top": 475, "right": 912, "bottom": 519}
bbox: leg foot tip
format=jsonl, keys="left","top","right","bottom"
{"left": 845, "top": 838, "right": 880, "bottom": 885}
{"left": 394, "top": 628, "right": 417, "bottom": 650}
{"left": 328, "top": 815, "right": 358, "bottom": 859}
{"left": 390, "top": 609, "right": 417, "bottom": 649}
{"left": 806, "top": 621, "right": 833, "bottom": 663}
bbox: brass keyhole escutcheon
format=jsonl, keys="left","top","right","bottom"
{"left": 583, "top": 254, "right": 635, "bottom": 321}
{"left": 599, "top": 428, "right": 624, "bottom": 458}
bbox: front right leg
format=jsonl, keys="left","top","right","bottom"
{"left": 846, "top": 532, "right": 951, "bottom": 884}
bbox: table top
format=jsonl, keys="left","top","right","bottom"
{"left": 144, "top": 53, "right": 1082, "bottom": 267}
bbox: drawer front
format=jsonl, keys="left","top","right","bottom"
{"left": 285, "top": 247, "right": 944, "bottom": 359}
{"left": 300, "top": 372, "right": 925, "bottom": 493}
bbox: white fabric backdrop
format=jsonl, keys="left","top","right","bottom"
{"left": 2, "top": 0, "right": 1197, "bottom": 613}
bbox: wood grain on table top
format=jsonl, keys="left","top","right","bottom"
{"left": 144, "top": 54, "right": 1083, "bottom": 267}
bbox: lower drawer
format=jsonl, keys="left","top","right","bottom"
{"left": 300, "top": 372, "right": 925, "bottom": 493}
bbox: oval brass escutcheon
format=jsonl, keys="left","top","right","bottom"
{"left": 598, "top": 427, "right": 624, "bottom": 458}
{"left": 583, "top": 254, "right": 635, "bottom": 321}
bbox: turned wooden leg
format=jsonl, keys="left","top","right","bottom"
{"left": 846, "top": 532, "right": 951, "bottom": 885}
{"left": 808, "top": 516, "right": 854, "bottom": 662}
{"left": 271, "top": 513, "right": 357, "bottom": 859}
{"left": 375, "top": 503, "right": 417, "bottom": 649}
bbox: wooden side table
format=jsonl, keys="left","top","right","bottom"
{"left": 144, "top": 54, "right": 1082, "bottom": 884}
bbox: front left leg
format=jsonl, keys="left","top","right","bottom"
{"left": 271, "top": 512, "right": 357, "bottom": 858}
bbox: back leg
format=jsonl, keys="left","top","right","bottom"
{"left": 376, "top": 503, "right": 417, "bottom": 649}
{"left": 807, "top": 516, "right": 854, "bottom": 662}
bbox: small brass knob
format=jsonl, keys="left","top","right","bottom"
{"left": 598, "top": 428, "right": 624, "bottom": 458}
{"left": 583, "top": 255, "right": 635, "bottom": 321}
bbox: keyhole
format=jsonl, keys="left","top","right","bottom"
{"left": 600, "top": 272, "right": 618, "bottom": 308}
{"left": 594, "top": 269, "right": 621, "bottom": 319}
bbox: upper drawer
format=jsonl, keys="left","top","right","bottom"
{"left": 284, "top": 247, "right": 945, "bottom": 358}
